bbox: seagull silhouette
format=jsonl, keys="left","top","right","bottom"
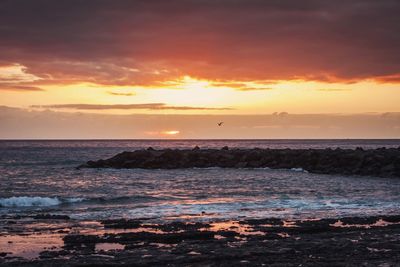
{"left": 217, "top": 122, "right": 224, "bottom": 126}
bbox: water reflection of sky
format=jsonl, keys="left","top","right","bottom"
{"left": 1, "top": 140, "right": 400, "bottom": 222}
{"left": 1, "top": 166, "right": 400, "bottom": 221}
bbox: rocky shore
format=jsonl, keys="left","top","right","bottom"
{"left": 79, "top": 147, "right": 400, "bottom": 178}
{"left": 1, "top": 215, "right": 400, "bottom": 266}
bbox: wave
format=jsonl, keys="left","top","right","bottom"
{"left": 0, "top": 195, "right": 165, "bottom": 208}
{"left": 290, "top": 168, "right": 309, "bottom": 173}
{"left": 0, "top": 196, "right": 85, "bottom": 207}
{"left": 87, "top": 195, "right": 163, "bottom": 204}
{"left": 191, "top": 166, "right": 308, "bottom": 173}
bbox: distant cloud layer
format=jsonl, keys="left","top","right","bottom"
{"left": 0, "top": 0, "right": 399, "bottom": 88}
{"left": 317, "top": 89, "right": 352, "bottom": 92}
{"left": 30, "top": 103, "right": 233, "bottom": 110}
{"left": 1, "top": 106, "right": 399, "bottom": 139}
{"left": 107, "top": 91, "right": 136, "bottom": 96}
{"left": 0, "top": 85, "right": 43, "bottom": 91}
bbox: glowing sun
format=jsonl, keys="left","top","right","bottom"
{"left": 162, "top": 130, "right": 180, "bottom": 136}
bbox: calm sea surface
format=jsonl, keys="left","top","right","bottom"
{"left": 1, "top": 139, "right": 400, "bottom": 221}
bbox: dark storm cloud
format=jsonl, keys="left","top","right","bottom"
{"left": 30, "top": 103, "right": 233, "bottom": 110}
{"left": 0, "top": 0, "right": 399, "bottom": 86}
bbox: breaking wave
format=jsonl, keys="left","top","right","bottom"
{"left": 0, "top": 196, "right": 85, "bottom": 207}
{"left": 0, "top": 195, "right": 166, "bottom": 208}
{"left": 290, "top": 168, "right": 309, "bottom": 173}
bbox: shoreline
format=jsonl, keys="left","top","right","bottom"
{"left": 80, "top": 147, "right": 400, "bottom": 178}
{"left": 1, "top": 214, "right": 400, "bottom": 266}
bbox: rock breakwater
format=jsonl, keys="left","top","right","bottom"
{"left": 79, "top": 147, "right": 400, "bottom": 178}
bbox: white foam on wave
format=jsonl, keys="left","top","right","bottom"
{"left": 290, "top": 168, "right": 308, "bottom": 173}
{"left": 0, "top": 196, "right": 84, "bottom": 207}
{"left": 190, "top": 166, "right": 309, "bottom": 172}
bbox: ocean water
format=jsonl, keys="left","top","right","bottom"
{"left": 1, "top": 139, "right": 400, "bottom": 222}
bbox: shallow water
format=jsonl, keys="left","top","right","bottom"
{"left": 1, "top": 140, "right": 400, "bottom": 221}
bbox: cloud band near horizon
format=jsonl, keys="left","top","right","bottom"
{"left": 30, "top": 103, "right": 234, "bottom": 110}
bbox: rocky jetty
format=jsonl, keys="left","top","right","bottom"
{"left": 79, "top": 147, "right": 400, "bottom": 178}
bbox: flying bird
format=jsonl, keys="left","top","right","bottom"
{"left": 217, "top": 122, "right": 224, "bottom": 126}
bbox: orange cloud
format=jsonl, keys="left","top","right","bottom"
{"left": 0, "top": 84, "right": 43, "bottom": 91}
{"left": 374, "top": 74, "right": 400, "bottom": 83}
{"left": 0, "top": 0, "right": 399, "bottom": 89}
{"left": 30, "top": 103, "right": 233, "bottom": 111}
{"left": 316, "top": 89, "right": 352, "bottom": 92}
{"left": 107, "top": 91, "right": 136, "bottom": 96}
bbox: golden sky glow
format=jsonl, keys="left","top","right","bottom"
{"left": 1, "top": 68, "right": 399, "bottom": 115}
{"left": 162, "top": 130, "right": 180, "bottom": 136}
{"left": 0, "top": 1, "right": 399, "bottom": 138}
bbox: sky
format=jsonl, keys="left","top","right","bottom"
{"left": 0, "top": 0, "right": 399, "bottom": 138}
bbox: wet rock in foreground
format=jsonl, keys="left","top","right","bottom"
{"left": 33, "top": 214, "right": 70, "bottom": 220}
{"left": 3, "top": 215, "right": 400, "bottom": 266}
{"left": 79, "top": 147, "right": 400, "bottom": 178}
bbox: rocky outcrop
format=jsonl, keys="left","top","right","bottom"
{"left": 4, "top": 214, "right": 400, "bottom": 266}
{"left": 79, "top": 147, "right": 400, "bottom": 178}
{"left": 57, "top": 215, "right": 400, "bottom": 266}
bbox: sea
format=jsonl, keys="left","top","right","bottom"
{"left": 1, "top": 139, "right": 400, "bottom": 222}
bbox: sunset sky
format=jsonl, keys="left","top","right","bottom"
{"left": 0, "top": 0, "right": 399, "bottom": 138}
